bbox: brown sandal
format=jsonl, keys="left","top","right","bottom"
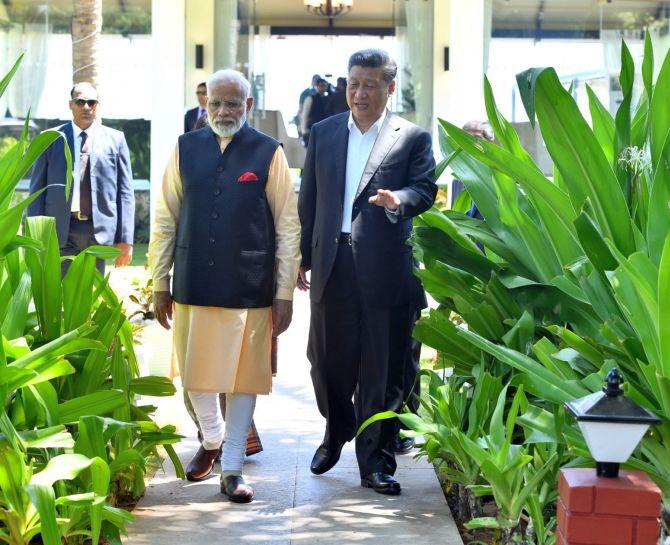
{"left": 220, "top": 474, "right": 254, "bottom": 503}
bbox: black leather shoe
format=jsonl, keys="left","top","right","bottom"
{"left": 221, "top": 474, "right": 254, "bottom": 503}
{"left": 310, "top": 442, "right": 344, "bottom": 475}
{"left": 185, "top": 445, "right": 221, "bottom": 481}
{"left": 393, "top": 435, "right": 415, "bottom": 455}
{"left": 361, "top": 472, "right": 401, "bottom": 495}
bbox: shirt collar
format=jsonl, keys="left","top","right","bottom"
{"left": 72, "top": 120, "right": 99, "bottom": 139}
{"left": 347, "top": 108, "right": 387, "bottom": 136}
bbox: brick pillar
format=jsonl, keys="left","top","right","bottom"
{"left": 557, "top": 468, "right": 661, "bottom": 545}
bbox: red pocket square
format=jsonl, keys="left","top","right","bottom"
{"left": 237, "top": 171, "right": 259, "bottom": 182}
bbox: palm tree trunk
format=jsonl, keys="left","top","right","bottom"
{"left": 72, "top": 0, "right": 102, "bottom": 85}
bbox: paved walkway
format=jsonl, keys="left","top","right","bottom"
{"left": 122, "top": 289, "right": 462, "bottom": 545}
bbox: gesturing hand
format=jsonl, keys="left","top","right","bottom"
{"left": 368, "top": 189, "right": 400, "bottom": 210}
{"left": 297, "top": 266, "right": 310, "bottom": 291}
{"left": 154, "top": 290, "right": 174, "bottom": 330}
{"left": 272, "top": 298, "right": 293, "bottom": 336}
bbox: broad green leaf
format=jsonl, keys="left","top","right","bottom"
{"left": 658, "top": 235, "right": 670, "bottom": 378}
{"left": 464, "top": 517, "right": 501, "bottom": 529}
{"left": 1, "top": 270, "right": 31, "bottom": 340}
{"left": 515, "top": 67, "right": 546, "bottom": 128}
{"left": 586, "top": 85, "right": 615, "bottom": 165}
{"left": 58, "top": 390, "right": 127, "bottom": 424}
{"left": 0, "top": 54, "right": 23, "bottom": 99}
{"left": 30, "top": 453, "right": 96, "bottom": 486}
{"left": 484, "top": 75, "right": 533, "bottom": 164}
{"left": 357, "top": 410, "right": 400, "bottom": 436}
{"left": 643, "top": 32, "right": 654, "bottom": 101}
{"left": 17, "top": 425, "right": 74, "bottom": 449}
{"left": 0, "top": 190, "right": 43, "bottom": 255}
{"left": 534, "top": 67, "right": 635, "bottom": 256}
{"left": 129, "top": 376, "right": 177, "bottom": 397}
{"left": 614, "top": 42, "right": 634, "bottom": 200}
{"left": 24, "top": 484, "right": 61, "bottom": 545}
{"left": 647, "top": 132, "right": 670, "bottom": 266}
{"left": 25, "top": 216, "right": 63, "bottom": 340}
{"left": 457, "top": 327, "right": 589, "bottom": 403}
{"left": 0, "top": 446, "right": 27, "bottom": 517}
{"left": 650, "top": 48, "right": 670, "bottom": 170}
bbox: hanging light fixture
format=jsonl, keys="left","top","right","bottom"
{"left": 304, "top": 0, "right": 354, "bottom": 19}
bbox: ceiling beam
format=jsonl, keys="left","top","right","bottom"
{"left": 270, "top": 25, "right": 394, "bottom": 37}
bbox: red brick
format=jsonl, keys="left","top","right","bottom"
{"left": 634, "top": 518, "right": 660, "bottom": 545}
{"left": 557, "top": 497, "right": 567, "bottom": 534}
{"left": 560, "top": 469, "right": 595, "bottom": 513}
{"left": 556, "top": 528, "right": 568, "bottom": 545}
{"left": 594, "top": 472, "right": 661, "bottom": 518}
{"left": 563, "top": 514, "right": 633, "bottom": 545}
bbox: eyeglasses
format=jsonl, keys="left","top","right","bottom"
{"left": 196, "top": 90, "right": 207, "bottom": 95}
{"left": 73, "top": 99, "right": 98, "bottom": 107}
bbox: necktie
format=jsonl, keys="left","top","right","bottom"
{"left": 79, "top": 131, "right": 93, "bottom": 218}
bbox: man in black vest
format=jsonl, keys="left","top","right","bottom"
{"left": 298, "top": 49, "right": 436, "bottom": 495}
{"left": 150, "top": 69, "right": 301, "bottom": 503}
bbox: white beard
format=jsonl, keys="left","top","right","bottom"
{"left": 208, "top": 109, "right": 247, "bottom": 137}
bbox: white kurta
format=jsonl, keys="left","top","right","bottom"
{"left": 148, "top": 135, "right": 301, "bottom": 394}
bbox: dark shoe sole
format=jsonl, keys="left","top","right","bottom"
{"left": 186, "top": 468, "right": 214, "bottom": 482}
{"left": 393, "top": 445, "right": 415, "bottom": 455}
{"left": 225, "top": 492, "right": 254, "bottom": 503}
{"left": 361, "top": 478, "right": 401, "bottom": 495}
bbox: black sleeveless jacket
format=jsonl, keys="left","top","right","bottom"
{"left": 172, "top": 123, "right": 279, "bottom": 308}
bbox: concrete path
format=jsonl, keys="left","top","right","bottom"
{"left": 122, "top": 289, "right": 462, "bottom": 545}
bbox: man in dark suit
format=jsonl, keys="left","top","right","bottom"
{"left": 298, "top": 49, "right": 436, "bottom": 495}
{"left": 28, "top": 82, "right": 134, "bottom": 274}
{"left": 184, "top": 82, "right": 207, "bottom": 133}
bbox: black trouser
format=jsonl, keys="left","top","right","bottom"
{"left": 60, "top": 217, "right": 105, "bottom": 277}
{"left": 403, "top": 327, "right": 422, "bottom": 417}
{"left": 307, "top": 240, "right": 412, "bottom": 476}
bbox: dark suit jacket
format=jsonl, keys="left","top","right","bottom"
{"left": 27, "top": 122, "right": 135, "bottom": 247}
{"left": 298, "top": 111, "right": 436, "bottom": 308}
{"left": 184, "top": 107, "right": 203, "bottom": 133}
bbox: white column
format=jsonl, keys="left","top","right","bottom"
{"left": 150, "top": 0, "right": 185, "bottom": 217}
{"left": 433, "top": 0, "right": 492, "bottom": 148}
{"left": 214, "top": 0, "right": 239, "bottom": 71}
{"left": 185, "top": 0, "right": 215, "bottom": 101}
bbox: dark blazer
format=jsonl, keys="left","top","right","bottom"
{"left": 298, "top": 111, "right": 436, "bottom": 308}
{"left": 184, "top": 107, "right": 202, "bottom": 133}
{"left": 27, "top": 122, "right": 135, "bottom": 247}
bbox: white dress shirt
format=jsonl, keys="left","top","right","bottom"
{"left": 341, "top": 109, "right": 387, "bottom": 233}
{"left": 70, "top": 121, "right": 98, "bottom": 212}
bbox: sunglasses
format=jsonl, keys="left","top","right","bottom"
{"left": 196, "top": 90, "right": 207, "bottom": 95}
{"left": 73, "top": 99, "right": 98, "bottom": 107}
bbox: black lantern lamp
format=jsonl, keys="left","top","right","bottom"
{"left": 565, "top": 368, "right": 660, "bottom": 478}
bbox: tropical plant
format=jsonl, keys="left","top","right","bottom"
{"left": 383, "top": 33, "right": 670, "bottom": 543}
{"left": 1, "top": 55, "right": 183, "bottom": 545}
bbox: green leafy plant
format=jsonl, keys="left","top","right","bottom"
{"left": 0, "top": 55, "right": 183, "bottom": 545}
{"left": 401, "top": 33, "right": 670, "bottom": 543}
